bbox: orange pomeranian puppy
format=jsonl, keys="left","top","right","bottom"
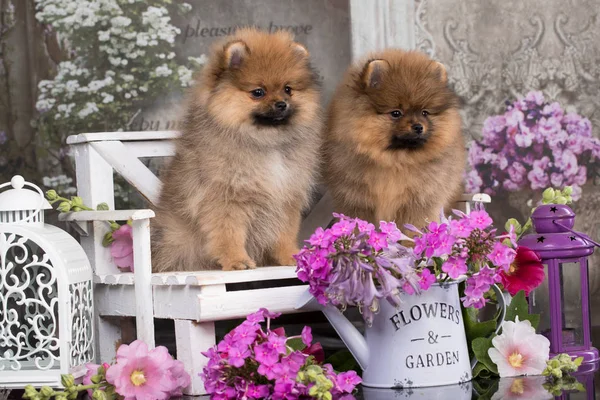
{"left": 323, "top": 49, "right": 465, "bottom": 230}
{"left": 152, "top": 28, "right": 322, "bottom": 272}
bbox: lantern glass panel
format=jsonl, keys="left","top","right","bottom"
{"left": 530, "top": 264, "right": 551, "bottom": 339}
{"left": 559, "top": 261, "right": 584, "bottom": 348}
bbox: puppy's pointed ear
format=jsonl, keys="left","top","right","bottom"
{"left": 435, "top": 61, "right": 447, "bottom": 83}
{"left": 291, "top": 42, "right": 309, "bottom": 59}
{"left": 223, "top": 40, "right": 248, "bottom": 69}
{"left": 362, "top": 59, "right": 388, "bottom": 89}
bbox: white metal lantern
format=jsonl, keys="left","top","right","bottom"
{"left": 0, "top": 176, "right": 94, "bottom": 388}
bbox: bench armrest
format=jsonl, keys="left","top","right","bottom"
{"left": 59, "top": 209, "right": 155, "bottom": 222}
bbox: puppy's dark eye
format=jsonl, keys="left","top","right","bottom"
{"left": 390, "top": 110, "right": 403, "bottom": 119}
{"left": 251, "top": 88, "right": 265, "bottom": 98}
{"left": 422, "top": 110, "right": 430, "bottom": 117}
{"left": 284, "top": 86, "right": 292, "bottom": 95}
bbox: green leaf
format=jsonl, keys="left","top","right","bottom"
{"left": 96, "top": 202, "right": 110, "bottom": 211}
{"left": 472, "top": 377, "right": 499, "bottom": 400}
{"left": 286, "top": 337, "right": 306, "bottom": 352}
{"left": 324, "top": 350, "right": 359, "bottom": 373}
{"left": 472, "top": 337, "right": 498, "bottom": 375}
{"left": 462, "top": 306, "right": 497, "bottom": 360}
{"left": 504, "top": 290, "right": 540, "bottom": 329}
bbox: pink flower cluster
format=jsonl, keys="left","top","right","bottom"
{"left": 201, "top": 308, "right": 361, "bottom": 399}
{"left": 466, "top": 90, "right": 600, "bottom": 200}
{"left": 408, "top": 208, "right": 517, "bottom": 309}
{"left": 295, "top": 214, "right": 430, "bottom": 325}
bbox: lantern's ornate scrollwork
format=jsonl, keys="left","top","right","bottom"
{"left": 0, "top": 233, "right": 60, "bottom": 372}
{"left": 69, "top": 281, "right": 94, "bottom": 367}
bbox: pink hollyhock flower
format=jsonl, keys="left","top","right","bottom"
{"left": 491, "top": 376, "right": 553, "bottom": 400}
{"left": 111, "top": 224, "right": 134, "bottom": 271}
{"left": 488, "top": 317, "right": 550, "bottom": 377}
{"left": 105, "top": 340, "right": 190, "bottom": 400}
{"left": 302, "top": 342, "right": 325, "bottom": 363}
{"left": 83, "top": 364, "right": 101, "bottom": 397}
{"left": 500, "top": 246, "right": 545, "bottom": 296}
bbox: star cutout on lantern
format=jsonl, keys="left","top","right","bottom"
{"left": 537, "top": 236, "right": 546, "bottom": 243}
{"left": 570, "top": 236, "right": 577, "bottom": 241}
{"left": 550, "top": 206, "right": 558, "bottom": 213}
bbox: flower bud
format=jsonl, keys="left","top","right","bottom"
{"left": 46, "top": 190, "right": 58, "bottom": 201}
{"left": 555, "top": 196, "right": 568, "bottom": 205}
{"left": 96, "top": 202, "right": 109, "bottom": 211}
{"left": 92, "top": 390, "right": 108, "bottom": 400}
{"left": 57, "top": 201, "right": 72, "bottom": 212}
{"left": 563, "top": 186, "right": 573, "bottom": 195}
{"left": 61, "top": 374, "right": 75, "bottom": 388}
{"left": 71, "top": 196, "right": 83, "bottom": 207}
{"left": 23, "top": 385, "right": 39, "bottom": 399}
{"left": 504, "top": 218, "right": 522, "bottom": 234}
{"left": 542, "top": 188, "right": 555, "bottom": 202}
{"left": 40, "top": 386, "right": 54, "bottom": 397}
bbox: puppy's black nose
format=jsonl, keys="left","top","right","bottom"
{"left": 274, "top": 101, "right": 287, "bottom": 111}
{"left": 412, "top": 123, "right": 424, "bottom": 135}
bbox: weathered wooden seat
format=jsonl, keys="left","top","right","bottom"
{"left": 63, "top": 130, "right": 490, "bottom": 395}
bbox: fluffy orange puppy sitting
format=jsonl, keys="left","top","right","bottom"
{"left": 153, "top": 28, "right": 322, "bottom": 272}
{"left": 323, "top": 49, "right": 465, "bottom": 229}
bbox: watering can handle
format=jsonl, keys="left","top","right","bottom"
{"left": 469, "top": 284, "right": 506, "bottom": 369}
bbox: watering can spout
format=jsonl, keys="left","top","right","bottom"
{"left": 295, "top": 289, "right": 369, "bottom": 371}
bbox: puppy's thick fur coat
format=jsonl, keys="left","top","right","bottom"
{"left": 323, "top": 49, "right": 465, "bottom": 229}
{"left": 153, "top": 28, "right": 322, "bottom": 272}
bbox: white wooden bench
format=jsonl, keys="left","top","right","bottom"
{"left": 62, "top": 130, "right": 490, "bottom": 395}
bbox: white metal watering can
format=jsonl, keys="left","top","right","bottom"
{"left": 296, "top": 281, "right": 506, "bottom": 388}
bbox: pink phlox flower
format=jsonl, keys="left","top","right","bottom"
{"left": 367, "top": 231, "right": 388, "bottom": 251}
{"left": 468, "top": 210, "right": 494, "bottom": 230}
{"left": 357, "top": 219, "right": 376, "bottom": 234}
{"left": 336, "top": 370, "right": 362, "bottom": 393}
{"left": 379, "top": 220, "right": 402, "bottom": 242}
{"left": 418, "top": 268, "right": 437, "bottom": 291}
{"left": 254, "top": 343, "right": 280, "bottom": 366}
{"left": 487, "top": 242, "right": 517, "bottom": 271}
{"left": 432, "top": 232, "right": 456, "bottom": 257}
{"left": 307, "top": 227, "right": 333, "bottom": 248}
{"left": 330, "top": 219, "right": 357, "bottom": 237}
{"left": 247, "top": 383, "right": 271, "bottom": 398}
{"left": 450, "top": 218, "right": 474, "bottom": 238}
{"left": 110, "top": 223, "right": 134, "bottom": 271}
{"left": 442, "top": 257, "right": 468, "bottom": 279}
{"left": 227, "top": 345, "right": 250, "bottom": 368}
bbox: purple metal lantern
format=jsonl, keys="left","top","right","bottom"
{"left": 518, "top": 204, "right": 599, "bottom": 364}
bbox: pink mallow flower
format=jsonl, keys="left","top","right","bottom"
{"left": 105, "top": 340, "right": 190, "bottom": 400}
{"left": 111, "top": 223, "right": 134, "bottom": 271}
{"left": 488, "top": 318, "right": 550, "bottom": 377}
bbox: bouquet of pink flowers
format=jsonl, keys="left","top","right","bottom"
{"left": 295, "top": 209, "right": 516, "bottom": 324}
{"left": 201, "top": 308, "right": 360, "bottom": 399}
{"left": 466, "top": 91, "right": 600, "bottom": 200}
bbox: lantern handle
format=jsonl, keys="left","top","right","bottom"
{"left": 553, "top": 221, "right": 600, "bottom": 248}
{"left": 0, "top": 176, "right": 45, "bottom": 225}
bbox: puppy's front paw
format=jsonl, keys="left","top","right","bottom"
{"left": 221, "top": 259, "right": 257, "bottom": 271}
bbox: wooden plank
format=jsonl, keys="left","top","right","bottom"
{"left": 67, "top": 130, "right": 179, "bottom": 144}
{"left": 95, "top": 284, "right": 135, "bottom": 316}
{"left": 91, "top": 141, "right": 162, "bottom": 204}
{"left": 72, "top": 143, "right": 119, "bottom": 275}
{"left": 153, "top": 286, "right": 204, "bottom": 320}
{"left": 197, "top": 285, "right": 308, "bottom": 321}
{"left": 59, "top": 209, "right": 155, "bottom": 222}
{"left": 132, "top": 218, "right": 155, "bottom": 348}
{"left": 150, "top": 266, "right": 298, "bottom": 286}
{"left": 349, "top": 0, "right": 415, "bottom": 60}
{"left": 175, "top": 318, "right": 216, "bottom": 395}
{"left": 123, "top": 141, "right": 176, "bottom": 158}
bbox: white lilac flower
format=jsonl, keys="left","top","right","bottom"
{"left": 177, "top": 66, "right": 193, "bottom": 87}
{"left": 77, "top": 102, "right": 99, "bottom": 118}
{"left": 154, "top": 64, "right": 172, "bottom": 77}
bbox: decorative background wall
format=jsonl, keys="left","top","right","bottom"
{"left": 1, "top": 0, "right": 600, "bottom": 325}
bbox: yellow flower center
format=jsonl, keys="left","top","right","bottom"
{"left": 508, "top": 262, "right": 517, "bottom": 275}
{"left": 130, "top": 370, "right": 146, "bottom": 386}
{"left": 510, "top": 378, "right": 525, "bottom": 394}
{"left": 508, "top": 352, "right": 524, "bottom": 368}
